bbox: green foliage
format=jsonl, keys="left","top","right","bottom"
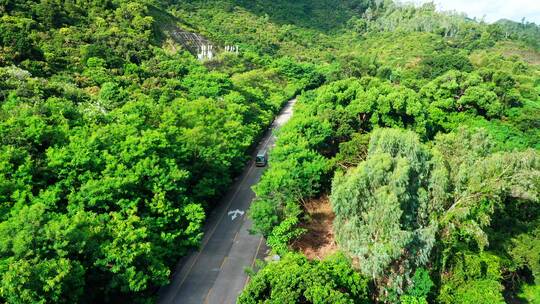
{"left": 434, "top": 130, "right": 540, "bottom": 253}
{"left": 232, "top": 0, "right": 370, "bottom": 31}
{"left": 438, "top": 252, "right": 505, "bottom": 304}
{"left": 329, "top": 127, "right": 539, "bottom": 300}
{"left": 0, "top": 16, "right": 40, "bottom": 64}
{"left": 420, "top": 51, "right": 473, "bottom": 78}
{"left": 430, "top": 129, "right": 540, "bottom": 303}
{"left": 507, "top": 226, "right": 540, "bottom": 285}
{"left": 519, "top": 284, "right": 540, "bottom": 303}
{"left": 238, "top": 253, "right": 370, "bottom": 304}
{"left": 400, "top": 296, "right": 428, "bottom": 304}
{"left": 495, "top": 19, "right": 540, "bottom": 50}
{"left": 266, "top": 212, "right": 307, "bottom": 255}
{"left": 249, "top": 138, "right": 329, "bottom": 236}
{"left": 421, "top": 70, "right": 512, "bottom": 126}
{"left": 0, "top": 0, "right": 320, "bottom": 301}
{"left": 407, "top": 268, "right": 434, "bottom": 299}
{"left": 331, "top": 128, "right": 442, "bottom": 297}
{"left": 333, "top": 133, "right": 370, "bottom": 168}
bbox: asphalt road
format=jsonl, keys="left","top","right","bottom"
{"left": 158, "top": 98, "right": 296, "bottom": 304}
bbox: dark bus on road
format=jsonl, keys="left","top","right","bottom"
{"left": 255, "top": 150, "right": 268, "bottom": 167}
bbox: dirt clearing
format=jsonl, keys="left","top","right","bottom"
{"left": 293, "top": 195, "right": 338, "bottom": 260}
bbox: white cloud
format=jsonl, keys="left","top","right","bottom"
{"left": 411, "top": 0, "right": 540, "bottom": 24}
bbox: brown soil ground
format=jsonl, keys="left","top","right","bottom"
{"left": 496, "top": 41, "right": 540, "bottom": 65}
{"left": 292, "top": 195, "right": 338, "bottom": 260}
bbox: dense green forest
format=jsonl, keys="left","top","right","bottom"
{"left": 236, "top": 1, "right": 540, "bottom": 304}
{"left": 0, "top": 0, "right": 539, "bottom": 303}
{"left": 0, "top": 0, "right": 320, "bottom": 302}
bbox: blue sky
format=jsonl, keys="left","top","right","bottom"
{"left": 412, "top": 0, "right": 540, "bottom": 24}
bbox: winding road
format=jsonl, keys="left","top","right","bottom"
{"left": 158, "top": 98, "right": 296, "bottom": 304}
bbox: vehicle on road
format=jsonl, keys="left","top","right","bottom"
{"left": 255, "top": 150, "right": 268, "bottom": 167}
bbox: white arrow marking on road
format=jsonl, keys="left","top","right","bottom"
{"left": 228, "top": 209, "right": 245, "bottom": 221}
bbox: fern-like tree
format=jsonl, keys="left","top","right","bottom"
{"left": 331, "top": 128, "right": 448, "bottom": 300}
{"left": 332, "top": 128, "right": 540, "bottom": 302}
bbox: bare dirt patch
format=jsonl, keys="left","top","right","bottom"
{"left": 293, "top": 195, "right": 338, "bottom": 260}
{"left": 497, "top": 41, "right": 540, "bottom": 65}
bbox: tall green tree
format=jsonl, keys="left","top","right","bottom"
{"left": 331, "top": 128, "right": 444, "bottom": 299}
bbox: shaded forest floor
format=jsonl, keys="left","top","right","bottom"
{"left": 293, "top": 195, "right": 338, "bottom": 260}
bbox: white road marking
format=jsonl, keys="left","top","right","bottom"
{"left": 227, "top": 209, "right": 245, "bottom": 221}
